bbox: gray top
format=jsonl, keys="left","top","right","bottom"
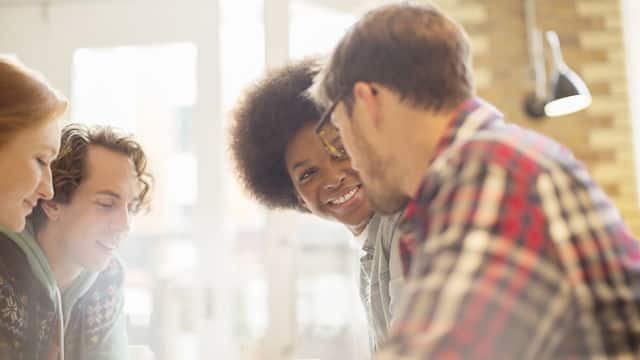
{"left": 358, "top": 212, "right": 404, "bottom": 354}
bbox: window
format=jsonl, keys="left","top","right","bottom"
{"left": 72, "top": 43, "right": 199, "bottom": 356}
{"left": 290, "top": 1, "right": 368, "bottom": 359}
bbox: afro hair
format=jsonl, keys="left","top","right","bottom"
{"left": 229, "top": 57, "right": 323, "bottom": 211}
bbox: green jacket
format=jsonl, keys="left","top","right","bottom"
{"left": 0, "top": 223, "right": 128, "bottom": 360}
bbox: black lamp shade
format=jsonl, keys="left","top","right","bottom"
{"left": 544, "top": 67, "right": 592, "bottom": 117}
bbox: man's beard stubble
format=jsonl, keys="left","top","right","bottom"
{"left": 352, "top": 133, "right": 409, "bottom": 215}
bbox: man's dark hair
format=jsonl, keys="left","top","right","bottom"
{"left": 229, "top": 57, "right": 322, "bottom": 211}
{"left": 312, "top": 2, "right": 473, "bottom": 114}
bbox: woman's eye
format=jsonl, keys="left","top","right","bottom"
{"left": 299, "top": 169, "right": 316, "bottom": 182}
{"left": 36, "top": 157, "right": 47, "bottom": 167}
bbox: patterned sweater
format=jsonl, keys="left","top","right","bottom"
{"left": 0, "top": 227, "right": 128, "bottom": 360}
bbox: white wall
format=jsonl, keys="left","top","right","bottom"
{"left": 621, "top": 0, "right": 640, "bottom": 205}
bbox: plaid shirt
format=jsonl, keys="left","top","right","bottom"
{"left": 376, "top": 98, "right": 640, "bottom": 360}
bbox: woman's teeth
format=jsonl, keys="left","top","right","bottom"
{"left": 329, "top": 187, "right": 359, "bottom": 205}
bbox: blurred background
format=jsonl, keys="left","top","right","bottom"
{"left": 1, "top": 0, "right": 639, "bottom": 359}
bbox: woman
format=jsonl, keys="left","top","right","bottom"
{"left": 0, "top": 56, "right": 67, "bottom": 232}
{"left": 229, "top": 58, "right": 403, "bottom": 352}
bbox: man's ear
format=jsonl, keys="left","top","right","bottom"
{"left": 353, "top": 81, "right": 381, "bottom": 129}
{"left": 40, "top": 200, "right": 62, "bottom": 221}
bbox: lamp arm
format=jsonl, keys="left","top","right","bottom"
{"left": 525, "top": 0, "right": 547, "bottom": 99}
{"left": 546, "top": 30, "right": 568, "bottom": 69}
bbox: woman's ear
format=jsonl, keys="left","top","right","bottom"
{"left": 40, "top": 200, "right": 61, "bottom": 221}
{"left": 296, "top": 194, "right": 310, "bottom": 213}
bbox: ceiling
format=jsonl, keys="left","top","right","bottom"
{"left": 0, "top": 0, "right": 379, "bottom": 11}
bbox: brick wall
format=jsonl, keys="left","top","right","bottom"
{"left": 430, "top": 0, "right": 640, "bottom": 235}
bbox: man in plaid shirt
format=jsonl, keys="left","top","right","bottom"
{"left": 311, "top": 2, "right": 640, "bottom": 359}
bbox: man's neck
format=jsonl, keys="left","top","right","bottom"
{"left": 36, "top": 224, "right": 82, "bottom": 292}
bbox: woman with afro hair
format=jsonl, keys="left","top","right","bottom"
{"left": 229, "top": 57, "right": 404, "bottom": 353}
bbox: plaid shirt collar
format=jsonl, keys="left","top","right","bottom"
{"left": 400, "top": 97, "right": 505, "bottom": 227}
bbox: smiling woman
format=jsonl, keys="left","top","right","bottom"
{"left": 229, "top": 57, "right": 405, "bottom": 353}
{"left": 230, "top": 57, "right": 373, "bottom": 233}
{"left": 0, "top": 56, "right": 68, "bottom": 232}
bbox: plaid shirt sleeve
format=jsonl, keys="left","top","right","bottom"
{"left": 376, "top": 141, "right": 585, "bottom": 359}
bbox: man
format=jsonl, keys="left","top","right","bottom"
{"left": 311, "top": 3, "right": 640, "bottom": 359}
{"left": 0, "top": 124, "right": 152, "bottom": 360}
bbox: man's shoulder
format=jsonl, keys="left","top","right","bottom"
{"left": 76, "top": 256, "right": 125, "bottom": 315}
{"left": 442, "top": 123, "right": 578, "bottom": 181}
{"left": 66, "top": 257, "right": 127, "bottom": 355}
{"left": 71, "top": 257, "right": 125, "bottom": 332}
